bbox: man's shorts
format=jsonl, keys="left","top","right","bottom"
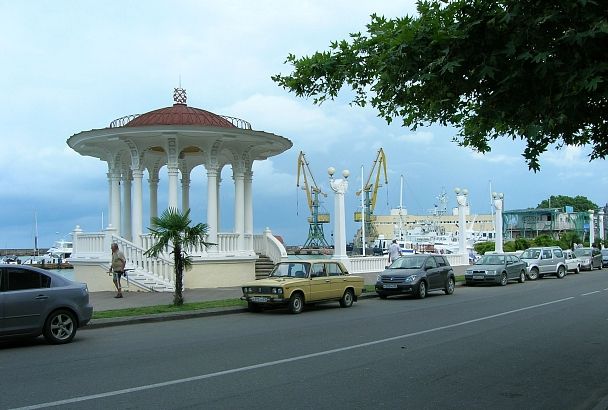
{"left": 113, "top": 272, "right": 124, "bottom": 281}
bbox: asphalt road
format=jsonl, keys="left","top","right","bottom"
{"left": 1, "top": 270, "right": 608, "bottom": 410}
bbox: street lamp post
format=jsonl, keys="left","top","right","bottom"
{"left": 455, "top": 188, "right": 468, "bottom": 258}
{"left": 599, "top": 210, "right": 605, "bottom": 246}
{"left": 328, "top": 167, "right": 350, "bottom": 265}
{"left": 492, "top": 192, "right": 504, "bottom": 253}
{"left": 588, "top": 209, "right": 595, "bottom": 246}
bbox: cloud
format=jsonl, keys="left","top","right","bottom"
{"left": 394, "top": 131, "right": 434, "bottom": 144}
{"left": 542, "top": 145, "right": 589, "bottom": 167}
{"left": 469, "top": 151, "right": 520, "bottom": 165}
{"left": 252, "top": 159, "right": 296, "bottom": 197}
{"left": 223, "top": 94, "right": 352, "bottom": 153}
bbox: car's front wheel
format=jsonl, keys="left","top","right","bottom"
{"left": 444, "top": 277, "right": 455, "bottom": 295}
{"left": 528, "top": 267, "right": 539, "bottom": 280}
{"left": 415, "top": 281, "right": 427, "bottom": 299}
{"left": 518, "top": 270, "right": 526, "bottom": 283}
{"left": 556, "top": 266, "right": 566, "bottom": 279}
{"left": 339, "top": 289, "right": 354, "bottom": 308}
{"left": 43, "top": 309, "right": 77, "bottom": 344}
{"left": 288, "top": 293, "right": 304, "bottom": 314}
{"left": 500, "top": 272, "right": 508, "bottom": 286}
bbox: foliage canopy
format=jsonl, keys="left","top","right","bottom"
{"left": 536, "top": 195, "right": 598, "bottom": 212}
{"left": 273, "top": 0, "right": 608, "bottom": 170}
{"left": 145, "top": 208, "right": 211, "bottom": 306}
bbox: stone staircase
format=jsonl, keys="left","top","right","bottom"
{"left": 122, "top": 264, "right": 174, "bottom": 292}
{"left": 255, "top": 254, "right": 275, "bottom": 279}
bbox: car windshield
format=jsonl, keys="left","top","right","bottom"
{"left": 601, "top": 249, "right": 608, "bottom": 256}
{"left": 390, "top": 255, "right": 427, "bottom": 269}
{"left": 269, "top": 262, "right": 309, "bottom": 278}
{"left": 574, "top": 249, "right": 591, "bottom": 257}
{"left": 476, "top": 255, "right": 505, "bottom": 265}
{"left": 521, "top": 249, "right": 540, "bottom": 259}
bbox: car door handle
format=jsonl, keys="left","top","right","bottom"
{"left": 35, "top": 295, "right": 49, "bottom": 300}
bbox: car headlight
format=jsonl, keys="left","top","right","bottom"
{"left": 271, "top": 288, "right": 284, "bottom": 294}
{"left": 377, "top": 274, "right": 382, "bottom": 282}
{"left": 405, "top": 275, "right": 417, "bottom": 283}
{"left": 465, "top": 270, "right": 472, "bottom": 275}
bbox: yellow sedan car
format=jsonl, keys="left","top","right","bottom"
{"left": 241, "top": 259, "right": 364, "bottom": 314}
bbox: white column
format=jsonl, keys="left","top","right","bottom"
{"left": 149, "top": 177, "right": 159, "bottom": 223}
{"left": 132, "top": 169, "right": 144, "bottom": 245}
{"left": 455, "top": 188, "right": 468, "bottom": 256}
{"left": 589, "top": 209, "right": 595, "bottom": 246}
{"left": 216, "top": 175, "right": 222, "bottom": 232}
{"left": 110, "top": 171, "right": 121, "bottom": 235}
{"left": 167, "top": 165, "right": 179, "bottom": 210}
{"left": 233, "top": 166, "right": 245, "bottom": 251}
{"left": 122, "top": 172, "right": 132, "bottom": 241}
{"left": 107, "top": 172, "right": 113, "bottom": 228}
{"left": 328, "top": 167, "right": 350, "bottom": 265}
{"left": 206, "top": 166, "right": 219, "bottom": 248}
{"left": 181, "top": 173, "right": 190, "bottom": 212}
{"left": 244, "top": 169, "right": 253, "bottom": 252}
{"left": 492, "top": 192, "right": 504, "bottom": 253}
{"left": 599, "top": 210, "right": 605, "bottom": 244}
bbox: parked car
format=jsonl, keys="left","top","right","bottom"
{"left": 602, "top": 249, "right": 608, "bottom": 268}
{"left": 241, "top": 259, "right": 364, "bottom": 314}
{"left": 573, "top": 247, "right": 602, "bottom": 271}
{"left": 464, "top": 253, "right": 526, "bottom": 286}
{"left": 0, "top": 264, "right": 93, "bottom": 344}
{"left": 563, "top": 249, "right": 581, "bottom": 274}
{"left": 375, "top": 254, "right": 455, "bottom": 299}
{"left": 519, "top": 247, "right": 566, "bottom": 280}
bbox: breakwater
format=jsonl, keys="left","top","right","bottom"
{"left": 1, "top": 249, "right": 49, "bottom": 256}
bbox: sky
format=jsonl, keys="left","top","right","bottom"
{"left": 1, "top": 1, "right": 606, "bottom": 249}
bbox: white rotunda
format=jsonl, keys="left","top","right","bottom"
{"left": 67, "top": 88, "right": 292, "bottom": 291}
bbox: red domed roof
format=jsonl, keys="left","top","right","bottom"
{"left": 125, "top": 104, "right": 236, "bottom": 128}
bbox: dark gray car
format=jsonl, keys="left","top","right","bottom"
{"left": 465, "top": 253, "right": 527, "bottom": 286}
{"left": 375, "top": 254, "right": 455, "bottom": 299}
{"left": 0, "top": 265, "right": 93, "bottom": 344}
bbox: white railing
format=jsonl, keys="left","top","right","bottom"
{"left": 348, "top": 255, "right": 388, "bottom": 274}
{"left": 446, "top": 253, "right": 469, "bottom": 266}
{"left": 216, "top": 233, "right": 239, "bottom": 253}
{"left": 253, "top": 228, "right": 288, "bottom": 264}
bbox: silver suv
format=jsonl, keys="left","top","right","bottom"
{"left": 519, "top": 247, "right": 566, "bottom": 280}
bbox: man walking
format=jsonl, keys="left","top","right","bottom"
{"left": 388, "top": 239, "right": 402, "bottom": 265}
{"left": 110, "top": 243, "right": 126, "bottom": 298}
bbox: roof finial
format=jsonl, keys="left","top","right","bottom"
{"left": 173, "top": 86, "right": 187, "bottom": 105}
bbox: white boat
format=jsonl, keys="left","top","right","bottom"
{"left": 47, "top": 239, "right": 73, "bottom": 259}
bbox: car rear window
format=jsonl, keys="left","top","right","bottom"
{"left": 5, "top": 267, "right": 51, "bottom": 291}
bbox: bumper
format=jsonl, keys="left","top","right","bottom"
{"left": 241, "top": 295, "right": 288, "bottom": 306}
{"left": 375, "top": 283, "right": 414, "bottom": 295}
{"left": 465, "top": 275, "right": 500, "bottom": 285}
{"left": 79, "top": 304, "right": 94, "bottom": 327}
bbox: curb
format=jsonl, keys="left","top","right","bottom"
{"left": 83, "top": 285, "right": 465, "bottom": 330}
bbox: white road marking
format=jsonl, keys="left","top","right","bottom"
{"left": 11, "top": 296, "right": 575, "bottom": 410}
{"left": 582, "top": 291, "right": 601, "bottom": 296}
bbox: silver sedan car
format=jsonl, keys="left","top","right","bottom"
{"left": 465, "top": 253, "right": 527, "bottom": 286}
{"left": 0, "top": 264, "right": 93, "bottom": 344}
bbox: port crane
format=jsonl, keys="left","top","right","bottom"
{"left": 355, "top": 148, "right": 388, "bottom": 248}
{"left": 297, "top": 151, "right": 330, "bottom": 249}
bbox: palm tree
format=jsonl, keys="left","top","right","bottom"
{"left": 144, "top": 207, "right": 212, "bottom": 306}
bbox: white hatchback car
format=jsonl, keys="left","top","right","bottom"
{"left": 563, "top": 249, "right": 581, "bottom": 274}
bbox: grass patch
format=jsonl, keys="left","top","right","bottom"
{"left": 455, "top": 275, "right": 465, "bottom": 283}
{"left": 364, "top": 285, "right": 376, "bottom": 293}
{"left": 93, "top": 299, "right": 247, "bottom": 319}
